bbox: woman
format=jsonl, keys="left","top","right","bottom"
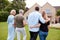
{"left": 39, "top": 11, "right": 50, "bottom": 40}
{"left": 7, "top": 9, "right": 16, "bottom": 40}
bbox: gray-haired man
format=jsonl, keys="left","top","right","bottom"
{"left": 14, "top": 9, "right": 26, "bottom": 40}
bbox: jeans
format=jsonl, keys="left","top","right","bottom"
{"left": 39, "top": 31, "right": 48, "bottom": 40}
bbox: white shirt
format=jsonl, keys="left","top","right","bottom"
{"left": 28, "top": 11, "right": 45, "bottom": 32}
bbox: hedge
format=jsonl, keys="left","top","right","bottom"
{"left": 0, "top": 11, "right": 9, "bottom": 22}
{"left": 56, "top": 10, "right": 60, "bottom": 16}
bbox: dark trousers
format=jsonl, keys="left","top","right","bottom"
{"left": 30, "top": 31, "right": 39, "bottom": 40}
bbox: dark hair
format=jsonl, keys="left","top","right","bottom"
{"left": 35, "top": 7, "right": 39, "bottom": 11}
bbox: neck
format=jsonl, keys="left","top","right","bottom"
{"left": 19, "top": 13, "right": 23, "bottom": 16}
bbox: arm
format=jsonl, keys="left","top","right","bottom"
{"left": 48, "top": 21, "right": 50, "bottom": 30}
{"left": 30, "top": 23, "right": 41, "bottom": 28}
{"left": 14, "top": 20, "right": 16, "bottom": 28}
{"left": 23, "top": 20, "right": 27, "bottom": 26}
{"left": 48, "top": 25, "right": 50, "bottom": 30}
{"left": 13, "top": 16, "right": 16, "bottom": 28}
{"left": 39, "top": 13, "right": 50, "bottom": 24}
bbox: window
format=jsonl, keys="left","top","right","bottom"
{"left": 45, "top": 9, "right": 51, "bottom": 14}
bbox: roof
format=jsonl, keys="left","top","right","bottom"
{"left": 54, "top": 6, "right": 60, "bottom": 11}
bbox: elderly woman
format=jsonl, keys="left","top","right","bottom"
{"left": 7, "top": 9, "right": 16, "bottom": 40}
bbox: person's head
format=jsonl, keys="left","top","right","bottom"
{"left": 42, "top": 11, "right": 48, "bottom": 19}
{"left": 35, "top": 7, "right": 39, "bottom": 11}
{"left": 10, "top": 9, "right": 16, "bottom": 16}
{"left": 19, "top": 9, "right": 24, "bottom": 15}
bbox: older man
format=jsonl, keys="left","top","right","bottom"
{"left": 14, "top": 9, "right": 26, "bottom": 40}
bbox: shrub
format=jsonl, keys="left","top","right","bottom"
{"left": 56, "top": 10, "right": 60, "bottom": 16}
{"left": 0, "top": 11, "right": 9, "bottom": 22}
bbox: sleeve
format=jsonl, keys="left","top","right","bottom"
{"left": 39, "top": 13, "right": 45, "bottom": 24}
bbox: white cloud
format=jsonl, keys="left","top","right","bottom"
{"left": 8, "top": 0, "right": 60, "bottom": 8}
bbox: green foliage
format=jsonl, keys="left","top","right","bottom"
{"left": 0, "top": 0, "right": 9, "bottom": 11}
{"left": 0, "top": 11, "right": 9, "bottom": 22}
{"left": 0, "top": 0, "right": 26, "bottom": 22}
{"left": 4, "top": 0, "right": 26, "bottom": 14}
{"left": 56, "top": 10, "right": 60, "bottom": 16}
{"left": 11, "top": 0, "right": 26, "bottom": 13}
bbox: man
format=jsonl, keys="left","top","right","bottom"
{"left": 14, "top": 9, "right": 26, "bottom": 40}
{"left": 27, "top": 7, "right": 50, "bottom": 40}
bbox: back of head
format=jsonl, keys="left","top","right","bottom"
{"left": 35, "top": 7, "right": 39, "bottom": 11}
{"left": 10, "top": 9, "right": 16, "bottom": 15}
{"left": 42, "top": 11, "right": 48, "bottom": 19}
{"left": 19, "top": 9, "right": 24, "bottom": 15}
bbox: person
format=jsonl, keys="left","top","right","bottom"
{"left": 27, "top": 7, "right": 50, "bottom": 40}
{"left": 14, "top": 9, "right": 26, "bottom": 40}
{"left": 32, "top": 11, "right": 50, "bottom": 40}
{"left": 7, "top": 9, "right": 16, "bottom": 40}
{"left": 39, "top": 11, "right": 50, "bottom": 40}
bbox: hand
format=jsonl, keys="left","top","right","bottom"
{"left": 13, "top": 24, "right": 16, "bottom": 28}
{"left": 30, "top": 26, "right": 34, "bottom": 29}
{"left": 48, "top": 18, "right": 50, "bottom": 21}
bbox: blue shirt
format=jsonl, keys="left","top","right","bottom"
{"left": 7, "top": 15, "right": 14, "bottom": 25}
{"left": 27, "top": 11, "right": 45, "bottom": 32}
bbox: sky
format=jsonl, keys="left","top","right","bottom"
{"left": 8, "top": 0, "right": 60, "bottom": 8}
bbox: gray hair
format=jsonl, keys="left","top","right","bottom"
{"left": 19, "top": 9, "right": 24, "bottom": 14}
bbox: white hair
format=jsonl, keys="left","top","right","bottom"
{"left": 10, "top": 9, "right": 16, "bottom": 15}
{"left": 19, "top": 9, "right": 24, "bottom": 14}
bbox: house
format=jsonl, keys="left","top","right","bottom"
{"left": 41, "top": 2, "right": 56, "bottom": 23}
{"left": 24, "top": 3, "right": 41, "bottom": 19}
{"left": 24, "top": 2, "right": 59, "bottom": 23}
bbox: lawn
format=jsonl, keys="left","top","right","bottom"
{"left": 0, "top": 22, "right": 60, "bottom": 40}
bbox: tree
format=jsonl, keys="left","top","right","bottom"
{"left": 0, "top": 0, "right": 26, "bottom": 22}
{"left": 5, "top": 0, "right": 26, "bottom": 13}
{"left": 56, "top": 10, "right": 60, "bottom": 16}
{"left": 11, "top": 0, "right": 26, "bottom": 13}
{"left": 0, "top": 0, "right": 9, "bottom": 11}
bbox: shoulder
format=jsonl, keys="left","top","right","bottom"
{"left": 15, "top": 14, "right": 19, "bottom": 17}
{"left": 8, "top": 15, "right": 14, "bottom": 18}
{"left": 14, "top": 14, "right": 19, "bottom": 19}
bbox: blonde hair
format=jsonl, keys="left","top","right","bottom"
{"left": 42, "top": 11, "right": 48, "bottom": 19}
{"left": 10, "top": 9, "right": 16, "bottom": 15}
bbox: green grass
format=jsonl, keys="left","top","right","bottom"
{"left": 0, "top": 22, "right": 60, "bottom": 40}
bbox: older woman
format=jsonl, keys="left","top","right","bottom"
{"left": 7, "top": 9, "right": 16, "bottom": 40}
